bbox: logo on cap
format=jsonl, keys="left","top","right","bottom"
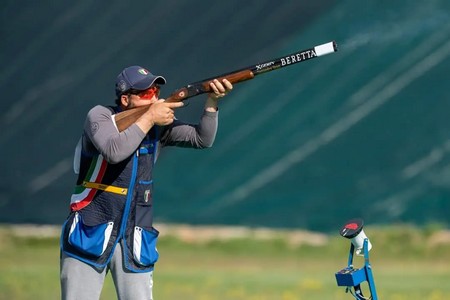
{"left": 118, "top": 80, "right": 127, "bottom": 92}
{"left": 138, "top": 68, "right": 149, "bottom": 75}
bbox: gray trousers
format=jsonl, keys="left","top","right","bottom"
{"left": 60, "top": 243, "right": 153, "bottom": 300}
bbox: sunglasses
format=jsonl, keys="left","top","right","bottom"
{"left": 128, "top": 85, "right": 161, "bottom": 99}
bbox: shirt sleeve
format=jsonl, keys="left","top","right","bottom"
{"left": 161, "top": 110, "right": 218, "bottom": 148}
{"left": 84, "top": 105, "right": 146, "bottom": 164}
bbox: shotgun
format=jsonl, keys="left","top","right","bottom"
{"left": 114, "top": 41, "right": 338, "bottom": 132}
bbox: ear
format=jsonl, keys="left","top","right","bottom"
{"left": 120, "top": 94, "right": 130, "bottom": 107}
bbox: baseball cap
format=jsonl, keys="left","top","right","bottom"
{"left": 115, "top": 66, "right": 166, "bottom": 96}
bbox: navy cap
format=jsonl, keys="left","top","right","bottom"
{"left": 115, "top": 66, "right": 166, "bottom": 96}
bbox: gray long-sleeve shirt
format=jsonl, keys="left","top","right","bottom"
{"left": 80, "top": 105, "right": 218, "bottom": 164}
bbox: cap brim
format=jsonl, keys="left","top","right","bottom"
{"left": 133, "top": 75, "right": 166, "bottom": 90}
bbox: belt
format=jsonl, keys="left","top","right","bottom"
{"left": 82, "top": 181, "right": 128, "bottom": 195}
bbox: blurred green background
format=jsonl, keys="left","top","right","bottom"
{"left": 1, "top": 1, "right": 450, "bottom": 299}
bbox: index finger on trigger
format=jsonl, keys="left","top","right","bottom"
{"left": 165, "top": 101, "right": 185, "bottom": 108}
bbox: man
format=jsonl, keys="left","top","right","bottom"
{"left": 60, "top": 65, "right": 233, "bottom": 300}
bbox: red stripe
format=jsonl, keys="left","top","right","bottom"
{"left": 95, "top": 159, "right": 108, "bottom": 181}
{"left": 71, "top": 188, "right": 97, "bottom": 211}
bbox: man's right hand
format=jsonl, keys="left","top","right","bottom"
{"left": 147, "top": 99, "right": 184, "bottom": 126}
{"left": 135, "top": 100, "right": 184, "bottom": 134}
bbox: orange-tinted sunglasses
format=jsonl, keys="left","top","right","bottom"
{"left": 129, "top": 85, "right": 160, "bottom": 99}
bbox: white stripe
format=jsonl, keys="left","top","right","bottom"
{"left": 103, "top": 222, "right": 114, "bottom": 253}
{"left": 372, "top": 185, "right": 425, "bottom": 218}
{"left": 73, "top": 138, "right": 82, "bottom": 174}
{"left": 111, "top": 114, "right": 119, "bottom": 132}
{"left": 208, "top": 37, "right": 450, "bottom": 211}
{"left": 401, "top": 140, "right": 450, "bottom": 179}
{"left": 70, "top": 189, "right": 91, "bottom": 205}
{"left": 133, "top": 227, "right": 143, "bottom": 264}
{"left": 29, "top": 158, "right": 72, "bottom": 194}
{"left": 69, "top": 212, "right": 80, "bottom": 237}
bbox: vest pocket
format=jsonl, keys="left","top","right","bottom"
{"left": 68, "top": 212, "right": 114, "bottom": 257}
{"left": 135, "top": 185, "right": 153, "bottom": 228}
{"left": 133, "top": 226, "right": 159, "bottom": 266}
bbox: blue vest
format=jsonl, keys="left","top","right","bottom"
{"left": 61, "top": 111, "right": 161, "bottom": 273}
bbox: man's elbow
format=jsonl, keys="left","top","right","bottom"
{"left": 102, "top": 152, "right": 127, "bottom": 164}
{"left": 199, "top": 137, "right": 215, "bottom": 148}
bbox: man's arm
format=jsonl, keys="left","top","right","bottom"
{"left": 204, "top": 78, "right": 232, "bottom": 112}
{"left": 161, "top": 111, "right": 218, "bottom": 149}
{"left": 160, "top": 79, "right": 232, "bottom": 148}
{"left": 84, "top": 105, "right": 146, "bottom": 164}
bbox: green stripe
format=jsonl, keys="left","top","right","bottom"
{"left": 85, "top": 155, "right": 100, "bottom": 181}
{"left": 73, "top": 185, "right": 85, "bottom": 194}
{"left": 72, "top": 155, "right": 101, "bottom": 195}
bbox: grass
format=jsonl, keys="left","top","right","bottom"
{"left": 0, "top": 224, "right": 449, "bottom": 300}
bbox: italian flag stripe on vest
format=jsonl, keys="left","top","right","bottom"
{"left": 70, "top": 155, "right": 108, "bottom": 211}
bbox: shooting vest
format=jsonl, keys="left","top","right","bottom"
{"left": 61, "top": 108, "right": 160, "bottom": 272}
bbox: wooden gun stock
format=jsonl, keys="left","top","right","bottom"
{"left": 114, "top": 41, "right": 337, "bottom": 132}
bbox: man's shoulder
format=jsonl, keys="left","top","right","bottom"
{"left": 87, "top": 105, "right": 115, "bottom": 117}
{"left": 84, "top": 105, "right": 118, "bottom": 125}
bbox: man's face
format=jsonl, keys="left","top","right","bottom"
{"left": 122, "top": 85, "right": 161, "bottom": 109}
